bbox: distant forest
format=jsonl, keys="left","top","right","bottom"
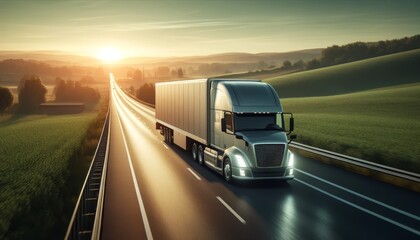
{"left": 0, "top": 59, "right": 107, "bottom": 84}
{"left": 306, "top": 34, "right": 420, "bottom": 69}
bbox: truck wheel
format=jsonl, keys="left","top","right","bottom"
{"left": 163, "top": 127, "right": 166, "bottom": 142}
{"left": 165, "top": 128, "right": 169, "bottom": 143}
{"left": 198, "top": 145, "right": 204, "bottom": 166}
{"left": 192, "top": 142, "right": 198, "bottom": 161}
{"left": 168, "top": 128, "right": 173, "bottom": 145}
{"left": 223, "top": 157, "right": 232, "bottom": 183}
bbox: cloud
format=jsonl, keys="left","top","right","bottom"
{"left": 17, "top": 35, "right": 49, "bottom": 38}
{"left": 64, "top": 19, "right": 240, "bottom": 33}
{"left": 70, "top": 15, "right": 123, "bottom": 22}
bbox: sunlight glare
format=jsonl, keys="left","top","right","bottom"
{"left": 97, "top": 47, "right": 123, "bottom": 64}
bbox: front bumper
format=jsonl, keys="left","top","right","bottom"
{"left": 231, "top": 167, "right": 294, "bottom": 180}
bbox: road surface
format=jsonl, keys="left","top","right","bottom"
{"left": 101, "top": 75, "right": 420, "bottom": 240}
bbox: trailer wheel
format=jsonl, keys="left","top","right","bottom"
{"left": 223, "top": 157, "right": 232, "bottom": 183}
{"left": 164, "top": 128, "right": 168, "bottom": 143}
{"left": 168, "top": 128, "right": 174, "bottom": 145}
{"left": 198, "top": 145, "right": 204, "bottom": 166}
{"left": 192, "top": 142, "right": 198, "bottom": 161}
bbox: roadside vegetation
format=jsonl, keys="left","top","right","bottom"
{"left": 0, "top": 72, "right": 108, "bottom": 238}
{"left": 136, "top": 83, "right": 156, "bottom": 105}
{"left": 0, "top": 87, "right": 13, "bottom": 115}
{"left": 54, "top": 78, "right": 100, "bottom": 103}
{"left": 0, "top": 114, "right": 95, "bottom": 239}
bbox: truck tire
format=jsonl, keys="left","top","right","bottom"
{"left": 163, "top": 128, "right": 166, "bottom": 142}
{"left": 198, "top": 145, "right": 204, "bottom": 166}
{"left": 192, "top": 142, "right": 198, "bottom": 161}
{"left": 223, "top": 157, "right": 233, "bottom": 183}
{"left": 169, "top": 129, "right": 173, "bottom": 144}
{"left": 164, "top": 128, "right": 169, "bottom": 143}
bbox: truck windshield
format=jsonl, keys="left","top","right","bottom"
{"left": 234, "top": 113, "right": 284, "bottom": 132}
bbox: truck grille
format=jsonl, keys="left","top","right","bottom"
{"left": 255, "top": 144, "right": 285, "bottom": 167}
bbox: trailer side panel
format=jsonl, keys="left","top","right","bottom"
{"left": 156, "top": 79, "right": 208, "bottom": 145}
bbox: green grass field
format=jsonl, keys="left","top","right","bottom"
{"left": 282, "top": 83, "right": 420, "bottom": 173}
{"left": 0, "top": 113, "right": 95, "bottom": 239}
{"left": 266, "top": 49, "right": 420, "bottom": 98}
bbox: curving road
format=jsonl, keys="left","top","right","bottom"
{"left": 101, "top": 75, "right": 420, "bottom": 240}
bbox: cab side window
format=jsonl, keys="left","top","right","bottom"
{"left": 225, "top": 111, "right": 233, "bottom": 132}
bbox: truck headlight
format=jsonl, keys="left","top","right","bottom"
{"left": 235, "top": 154, "right": 247, "bottom": 168}
{"left": 288, "top": 153, "right": 294, "bottom": 167}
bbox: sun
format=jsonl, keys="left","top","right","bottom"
{"left": 97, "top": 47, "right": 123, "bottom": 64}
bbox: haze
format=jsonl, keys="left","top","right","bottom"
{"left": 1, "top": 0, "right": 419, "bottom": 58}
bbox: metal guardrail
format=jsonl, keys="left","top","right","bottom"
{"left": 290, "top": 142, "right": 420, "bottom": 184}
{"left": 65, "top": 111, "right": 110, "bottom": 240}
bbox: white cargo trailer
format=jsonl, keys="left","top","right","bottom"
{"left": 156, "top": 78, "right": 296, "bottom": 182}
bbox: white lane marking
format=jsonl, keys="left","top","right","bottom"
{"left": 163, "top": 143, "right": 169, "bottom": 150}
{"left": 187, "top": 168, "right": 202, "bottom": 181}
{"left": 216, "top": 196, "right": 246, "bottom": 225}
{"left": 116, "top": 109, "right": 154, "bottom": 240}
{"left": 295, "top": 168, "right": 420, "bottom": 222}
{"left": 295, "top": 178, "right": 420, "bottom": 237}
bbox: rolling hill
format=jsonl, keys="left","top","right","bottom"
{"left": 123, "top": 48, "right": 322, "bottom": 65}
{"left": 281, "top": 83, "right": 420, "bottom": 173}
{"left": 266, "top": 49, "right": 420, "bottom": 98}
{"left": 0, "top": 51, "right": 100, "bottom": 66}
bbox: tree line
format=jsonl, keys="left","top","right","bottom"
{"left": 0, "top": 59, "right": 107, "bottom": 83}
{"left": 54, "top": 78, "right": 100, "bottom": 103}
{"left": 127, "top": 67, "right": 184, "bottom": 80}
{"left": 305, "top": 34, "right": 420, "bottom": 70}
{"left": 0, "top": 74, "right": 101, "bottom": 114}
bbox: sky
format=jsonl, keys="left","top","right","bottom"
{"left": 0, "top": 0, "right": 419, "bottom": 58}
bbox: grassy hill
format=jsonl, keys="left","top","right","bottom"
{"left": 282, "top": 83, "right": 420, "bottom": 173}
{"left": 266, "top": 49, "right": 420, "bottom": 98}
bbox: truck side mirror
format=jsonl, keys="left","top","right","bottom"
{"left": 289, "top": 117, "right": 294, "bottom": 132}
{"left": 221, "top": 118, "right": 226, "bottom": 132}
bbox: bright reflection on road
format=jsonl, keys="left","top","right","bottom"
{"left": 110, "top": 77, "right": 222, "bottom": 239}
{"left": 315, "top": 208, "right": 334, "bottom": 239}
{"left": 277, "top": 195, "right": 297, "bottom": 239}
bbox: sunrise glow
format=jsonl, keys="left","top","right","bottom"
{"left": 97, "top": 47, "right": 123, "bottom": 64}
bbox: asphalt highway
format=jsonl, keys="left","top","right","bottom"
{"left": 101, "top": 75, "right": 420, "bottom": 240}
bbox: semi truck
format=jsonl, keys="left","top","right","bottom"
{"left": 155, "top": 78, "right": 296, "bottom": 182}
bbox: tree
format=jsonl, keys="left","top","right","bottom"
{"left": 18, "top": 75, "right": 47, "bottom": 112}
{"left": 54, "top": 79, "right": 100, "bottom": 103}
{"left": 133, "top": 69, "right": 143, "bottom": 81}
{"left": 177, "top": 68, "right": 184, "bottom": 78}
{"left": 293, "top": 60, "right": 304, "bottom": 69}
{"left": 128, "top": 86, "right": 135, "bottom": 94}
{"left": 136, "top": 83, "right": 155, "bottom": 105}
{"left": 0, "top": 87, "right": 13, "bottom": 115}
{"left": 305, "top": 59, "right": 321, "bottom": 70}
{"left": 171, "top": 69, "right": 177, "bottom": 77}
{"left": 282, "top": 60, "right": 292, "bottom": 69}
